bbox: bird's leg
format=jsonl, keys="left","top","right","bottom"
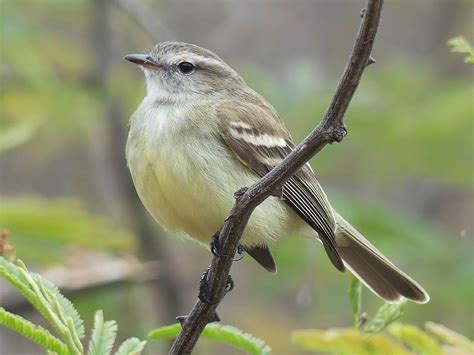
{"left": 225, "top": 274, "right": 234, "bottom": 292}
{"left": 210, "top": 231, "right": 245, "bottom": 261}
{"left": 198, "top": 267, "right": 235, "bottom": 305}
{"left": 210, "top": 231, "right": 222, "bottom": 258}
{"left": 198, "top": 267, "right": 216, "bottom": 304}
{"left": 203, "top": 229, "right": 242, "bottom": 308}
{"left": 233, "top": 245, "right": 245, "bottom": 261}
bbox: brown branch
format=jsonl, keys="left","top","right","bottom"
{"left": 169, "top": 0, "right": 384, "bottom": 353}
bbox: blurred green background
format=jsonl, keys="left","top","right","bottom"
{"left": 0, "top": 0, "right": 472, "bottom": 354}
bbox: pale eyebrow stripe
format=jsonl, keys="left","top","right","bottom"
{"left": 171, "top": 53, "right": 224, "bottom": 68}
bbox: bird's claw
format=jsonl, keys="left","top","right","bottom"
{"left": 198, "top": 267, "right": 235, "bottom": 305}
{"left": 198, "top": 267, "right": 217, "bottom": 304}
{"left": 210, "top": 232, "right": 245, "bottom": 261}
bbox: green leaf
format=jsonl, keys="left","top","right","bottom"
{"left": 388, "top": 323, "right": 442, "bottom": 355}
{"left": 0, "top": 257, "right": 84, "bottom": 354}
{"left": 0, "top": 257, "right": 61, "bottom": 334}
{"left": 425, "top": 322, "right": 474, "bottom": 352}
{"left": 41, "top": 277, "right": 85, "bottom": 340}
{"left": 115, "top": 337, "right": 147, "bottom": 355}
{"left": 448, "top": 36, "right": 474, "bottom": 64}
{"left": 363, "top": 300, "right": 407, "bottom": 335}
{"left": 148, "top": 323, "right": 271, "bottom": 355}
{"left": 18, "top": 261, "right": 83, "bottom": 354}
{"left": 148, "top": 323, "right": 179, "bottom": 340}
{"left": 348, "top": 276, "right": 362, "bottom": 329}
{"left": 291, "top": 328, "right": 408, "bottom": 354}
{"left": 87, "top": 310, "right": 118, "bottom": 355}
{"left": 0, "top": 254, "right": 147, "bottom": 355}
{"left": 0, "top": 307, "right": 68, "bottom": 354}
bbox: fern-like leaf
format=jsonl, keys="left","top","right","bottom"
{"left": 87, "top": 310, "right": 118, "bottom": 355}
{"left": 291, "top": 328, "right": 408, "bottom": 354}
{"left": 0, "top": 257, "right": 64, "bottom": 335}
{"left": 148, "top": 323, "right": 271, "bottom": 355}
{"left": 0, "top": 257, "right": 40, "bottom": 307}
{"left": 425, "top": 321, "right": 474, "bottom": 352}
{"left": 388, "top": 323, "right": 442, "bottom": 355}
{"left": 42, "top": 277, "right": 85, "bottom": 339}
{"left": 447, "top": 36, "right": 474, "bottom": 64}
{"left": 0, "top": 307, "right": 68, "bottom": 354}
{"left": 115, "top": 337, "right": 147, "bottom": 355}
{"left": 0, "top": 257, "right": 84, "bottom": 354}
{"left": 363, "top": 300, "right": 407, "bottom": 335}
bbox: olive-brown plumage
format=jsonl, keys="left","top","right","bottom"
{"left": 125, "top": 41, "right": 430, "bottom": 304}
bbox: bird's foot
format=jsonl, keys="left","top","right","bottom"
{"left": 210, "top": 232, "right": 245, "bottom": 261}
{"left": 198, "top": 267, "right": 235, "bottom": 305}
{"left": 210, "top": 232, "right": 221, "bottom": 257}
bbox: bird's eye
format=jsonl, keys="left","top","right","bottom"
{"left": 178, "top": 62, "right": 195, "bottom": 74}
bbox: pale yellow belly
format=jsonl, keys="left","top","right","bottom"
{"left": 126, "top": 101, "right": 302, "bottom": 247}
{"left": 127, "top": 136, "right": 297, "bottom": 247}
{"left": 132, "top": 154, "right": 229, "bottom": 243}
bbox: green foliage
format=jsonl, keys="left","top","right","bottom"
{"left": 334, "top": 196, "right": 473, "bottom": 322}
{"left": 0, "top": 198, "right": 136, "bottom": 265}
{"left": 0, "top": 256, "right": 146, "bottom": 354}
{"left": 87, "top": 310, "right": 118, "bottom": 355}
{"left": 274, "top": 194, "right": 472, "bottom": 340}
{"left": 0, "top": 307, "right": 68, "bottom": 354}
{"left": 148, "top": 323, "right": 272, "bottom": 355}
{"left": 351, "top": 273, "right": 407, "bottom": 336}
{"left": 1, "top": 2, "right": 472, "bottom": 352}
{"left": 448, "top": 36, "right": 474, "bottom": 64}
{"left": 388, "top": 323, "right": 442, "bottom": 355}
{"left": 363, "top": 300, "right": 407, "bottom": 335}
{"left": 22, "top": 255, "right": 464, "bottom": 355}
{"left": 425, "top": 321, "right": 474, "bottom": 352}
{"left": 115, "top": 338, "right": 147, "bottom": 355}
{"left": 2, "top": 252, "right": 268, "bottom": 354}
{"left": 292, "top": 323, "right": 474, "bottom": 355}
{"left": 292, "top": 328, "right": 408, "bottom": 354}
{"left": 1, "top": 256, "right": 85, "bottom": 354}
{"left": 348, "top": 276, "right": 362, "bottom": 329}
{"left": 0, "top": 257, "right": 85, "bottom": 341}
{"left": 292, "top": 279, "right": 474, "bottom": 354}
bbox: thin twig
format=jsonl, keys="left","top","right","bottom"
{"left": 170, "top": 0, "right": 384, "bottom": 353}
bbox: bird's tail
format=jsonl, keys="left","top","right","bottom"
{"left": 334, "top": 212, "right": 430, "bottom": 304}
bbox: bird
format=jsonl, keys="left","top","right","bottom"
{"left": 124, "top": 41, "right": 429, "bottom": 304}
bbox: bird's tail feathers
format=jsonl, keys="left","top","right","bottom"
{"left": 334, "top": 212, "right": 429, "bottom": 304}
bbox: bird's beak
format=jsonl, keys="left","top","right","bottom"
{"left": 123, "top": 54, "right": 159, "bottom": 68}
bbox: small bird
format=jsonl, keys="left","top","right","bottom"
{"left": 124, "top": 42, "right": 429, "bottom": 304}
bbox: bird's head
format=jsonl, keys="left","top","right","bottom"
{"left": 124, "top": 41, "right": 246, "bottom": 102}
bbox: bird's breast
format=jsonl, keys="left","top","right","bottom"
{"left": 126, "top": 101, "right": 297, "bottom": 246}
{"left": 126, "top": 103, "right": 236, "bottom": 243}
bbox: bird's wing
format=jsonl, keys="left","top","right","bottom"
{"left": 217, "top": 99, "right": 344, "bottom": 271}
